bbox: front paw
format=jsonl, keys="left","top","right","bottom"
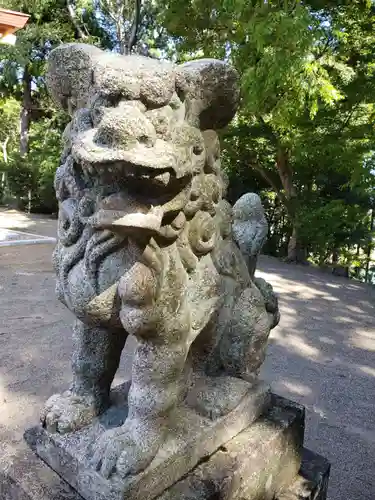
{"left": 91, "top": 419, "right": 163, "bottom": 478}
{"left": 40, "top": 391, "right": 97, "bottom": 434}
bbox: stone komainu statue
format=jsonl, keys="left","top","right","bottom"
{"left": 41, "top": 44, "right": 280, "bottom": 479}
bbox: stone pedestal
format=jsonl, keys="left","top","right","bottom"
{"left": 25, "top": 390, "right": 330, "bottom": 500}
{"left": 0, "top": 448, "right": 82, "bottom": 500}
{"left": 278, "top": 448, "right": 330, "bottom": 500}
{"left": 158, "top": 395, "right": 330, "bottom": 500}
{"left": 25, "top": 380, "right": 270, "bottom": 500}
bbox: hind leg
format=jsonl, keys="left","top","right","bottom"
{"left": 41, "top": 319, "right": 127, "bottom": 433}
{"left": 218, "top": 282, "right": 271, "bottom": 382}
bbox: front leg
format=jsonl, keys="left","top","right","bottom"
{"left": 92, "top": 340, "right": 190, "bottom": 478}
{"left": 41, "top": 319, "right": 126, "bottom": 433}
{"left": 92, "top": 242, "right": 192, "bottom": 478}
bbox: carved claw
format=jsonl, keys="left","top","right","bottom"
{"left": 91, "top": 420, "right": 162, "bottom": 478}
{"left": 40, "top": 391, "right": 96, "bottom": 434}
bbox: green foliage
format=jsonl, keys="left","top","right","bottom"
{"left": 0, "top": 0, "right": 100, "bottom": 211}
{"left": 160, "top": 0, "right": 375, "bottom": 278}
{"left": 0, "top": 97, "right": 20, "bottom": 153}
{"left": 298, "top": 199, "right": 369, "bottom": 263}
{"left": 2, "top": 116, "right": 66, "bottom": 212}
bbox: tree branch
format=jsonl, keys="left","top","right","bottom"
{"left": 256, "top": 115, "right": 295, "bottom": 201}
{"left": 98, "top": 0, "right": 118, "bottom": 24}
{"left": 336, "top": 103, "right": 360, "bottom": 135}
{"left": 314, "top": 34, "right": 333, "bottom": 61}
{"left": 257, "top": 114, "right": 280, "bottom": 147}
{"left": 251, "top": 161, "right": 290, "bottom": 209}
{"left": 67, "top": 0, "right": 89, "bottom": 39}
{"left": 126, "top": 0, "right": 141, "bottom": 54}
{"left": 1, "top": 136, "right": 9, "bottom": 163}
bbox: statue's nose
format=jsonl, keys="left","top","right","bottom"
{"left": 94, "top": 102, "right": 157, "bottom": 149}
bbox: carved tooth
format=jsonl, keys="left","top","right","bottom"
{"left": 155, "top": 172, "right": 171, "bottom": 186}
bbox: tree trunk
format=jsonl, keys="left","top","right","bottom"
{"left": 287, "top": 226, "right": 298, "bottom": 262}
{"left": 20, "top": 65, "right": 33, "bottom": 212}
{"left": 275, "top": 147, "right": 306, "bottom": 262}
{"left": 286, "top": 224, "right": 307, "bottom": 263}
{"left": 115, "top": 0, "right": 141, "bottom": 55}
{"left": 276, "top": 147, "right": 296, "bottom": 199}
{"left": 332, "top": 249, "right": 339, "bottom": 265}
{"left": 1, "top": 136, "right": 9, "bottom": 163}
{"left": 20, "top": 65, "right": 32, "bottom": 156}
{"left": 117, "top": 21, "right": 126, "bottom": 54}
{"left": 365, "top": 208, "right": 374, "bottom": 283}
{"left": 126, "top": 0, "right": 141, "bottom": 54}
{"left": 1, "top": 136, "right": 9, "bottom": 199}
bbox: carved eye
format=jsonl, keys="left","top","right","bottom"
{"left": 176, "top": 87, "right": 185, "bottom": 103}
{"left": 190, "top": 191, "right": 199, "bottom": 201}
{"left": 107, "top": 94, "right": 121, "bottom": 107}
{"left": 193, "top": 145, "right": 204, "bottom": 155}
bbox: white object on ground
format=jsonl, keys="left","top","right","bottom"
{"left": 0, "top": 228, "right": 56, "bottom": 247}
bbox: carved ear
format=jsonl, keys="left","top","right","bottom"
{"left": 47, "top": 43, "right": 103, "bottom": 114}
{"left": 176, "top": 59, "right": 240, "bottom": 130}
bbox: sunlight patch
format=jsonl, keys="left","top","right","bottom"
{"left": 280, "top": 380, "right": 312, "bottom": 396}
{"left": 0, "top": 228, "right": 56, "bottom": 247}
{"left": 284, "top": 334, "right": 321, "bottom": 358}
{"left": 358, "top": 365, "right": 375, "bottom": 377}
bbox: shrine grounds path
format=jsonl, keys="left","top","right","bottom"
{"left": 0, "top": 208, "right": 374, "bottom": 500}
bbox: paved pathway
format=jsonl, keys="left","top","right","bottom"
{"left": 0, "top": 209, "right": 374, "bottom": 499}
{"left": 258, "top": 257, "right": 375, "bottom": 500}
{"left": 0, "top": 208, "right": 57, "bottom": 237}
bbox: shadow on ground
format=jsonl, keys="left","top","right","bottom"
{"left": 258, "top": 255, "right": 375, "bottom": 500}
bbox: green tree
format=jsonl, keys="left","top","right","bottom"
{"left": 0, "top": 0, "right": 106, "bottom": 210}
{"left": 161, "top": 0, "right": 375, "bottom": 266}
{"left": 95, "top": 0, "right": 174, "bottom": 58}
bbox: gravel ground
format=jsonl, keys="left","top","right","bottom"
{"left": 0, "top": 209, "right": 374, "bottom": 500}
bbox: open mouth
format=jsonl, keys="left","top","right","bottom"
{"left": 73, "top": 159, "right": 191, "bottom": 240}
{"left": 71, "top": 129, "right": 193, "bottom": 180}
{"left": 76, "top": 157, "right": 191, "bottom": 204}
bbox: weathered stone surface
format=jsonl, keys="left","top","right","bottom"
{"left": 175, "top": 59, "right": 240, "bottom": 130}
{"left": 33, "top": 42, "right": 280, "bottom": 485}
{"left": 232, "top": 192, "right": 268, "bottom": 278}
{"left": 0, "top": 447, "right": 83, "bottom": 500}
{"left": 277, "top": 448, "right": 330, "bottom": 500}
{"left": 185, "top": 375, "right": 252, "bottom": 419}
{"left": 26, "top": 381, "right": 270, "bottom": 500}
{"left": 158, "top": 394, "right": 305, "bottom": 500}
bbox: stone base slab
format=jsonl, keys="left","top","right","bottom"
{"left": 277, "top": 448, "right": 330, "bottom": 500}
{"left": 158, "top": 393, "right": 305, "bottom": 500}
{"left": 0, "top": 447, "right": 82, "bottom": 500}
{"left": 25, "top": 380, "right": 270, "bottom": 500}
